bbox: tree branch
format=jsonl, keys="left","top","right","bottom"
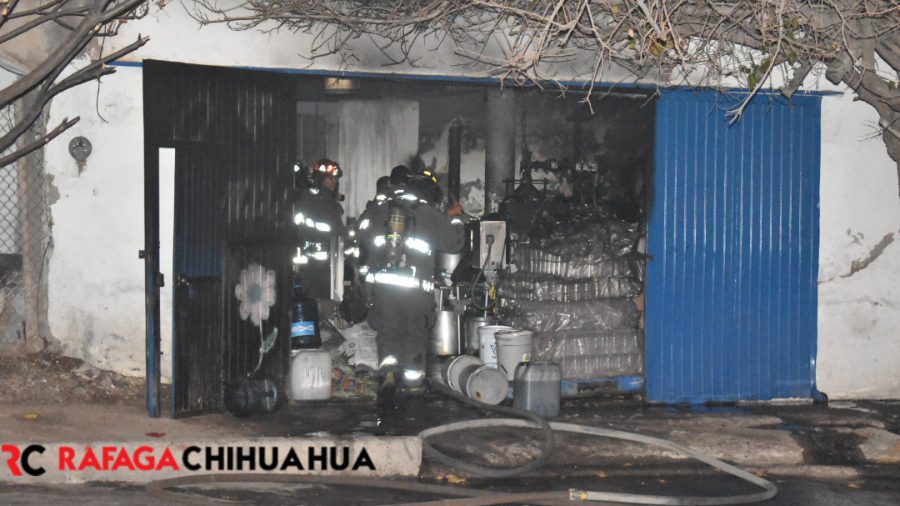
{"left": 0, "top": 0, "right": 144, "bottom": 108}
{"left": 0, "top": 0, "right": 22, "bottom": 32}
{"left": 0, "top": 6, "right": 91, "bottom": 45}
{"left": 0, "top": 116, "right": 79, "bottom": 169}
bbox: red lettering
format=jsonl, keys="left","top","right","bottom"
{"left": 112, "top": 449, "right": 135, "bottom": 471}
{"left": 134, "top": 446, "right": 154, "bottom": 471}
{"left": 1, "top": 445, "right": 22, "bottom": 477}
{"left": 58, "top": 446, "right": 76, "bottom": 471}
{"left": 102, "top": 447, "right": 116, "bottom": 471}
{"left": 156, "top": 448, "right": 179, "bottom": 471}
{"left": 78, "top": 448, "right": 100, "bottom": 471}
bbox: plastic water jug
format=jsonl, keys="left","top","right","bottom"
{"left": 291, "top": 350, "right": 331, "bottom": 400}
{"left": 291, "top": 283, "right": 321, "bottom": 349}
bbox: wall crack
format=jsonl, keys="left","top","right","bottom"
{"left": 839, "top": 231, "right": 898, "bottom": 279}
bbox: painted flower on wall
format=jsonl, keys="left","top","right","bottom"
{"left": 234, "top": 263, "right": 276, "bottom": 327}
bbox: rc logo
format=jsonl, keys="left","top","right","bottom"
{"left": 1, "top": 444, "right": 45, "bottom": 476}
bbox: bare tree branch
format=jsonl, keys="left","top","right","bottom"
{"left": 0, "top": 0, "right": 149, "bottom": 169}
{"left": 0, "top": 116, "right": 79, "bottom": 169}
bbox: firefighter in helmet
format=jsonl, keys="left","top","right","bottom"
{"left": 355, "top": 166, "right": 463, "bottom": 405}
{"left": 292, "top": 159, "right": 346, "bottom": 297}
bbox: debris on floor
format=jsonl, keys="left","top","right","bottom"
{"left": 330, "top": 364, "right": 377, "bottom": 399}
{"left": 0, "top": 353, "right": 143, "bottom": 404}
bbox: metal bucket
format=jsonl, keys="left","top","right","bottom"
{"left": 444, "top": 355, "right": 482, "bottom": 392}
{"left": 463, "top": 365, "right": 509, "bottom": 405}
{"left": 464, "top": 315, "right": 495, "bottom": 355}
{"left": 495, "top": 329, "right": 535, "bottom": 380}
{"left": 430, "top": 310, "right": 461, "bottom": 356}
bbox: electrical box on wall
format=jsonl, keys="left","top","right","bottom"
{"left": 471, "top": 221, "right": 507, "bottom": 270}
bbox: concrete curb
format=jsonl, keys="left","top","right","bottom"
{"left": 0, "top": 437, "right": 422, "bottom": 484}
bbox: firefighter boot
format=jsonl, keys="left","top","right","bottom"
{"left": 376, "top": 367, "right": 400, "bottom": 411}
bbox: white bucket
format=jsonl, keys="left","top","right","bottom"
{"left": 463, "top": 365, "right": 509, "bottom": 405}
{"left": 495, "top": 329, "right": 534, "bottom": 380}
{"left": 444, "top": 355, "right": 482, "bottom": 392}
{"left": 291, "top": 350, "right": 332, "bottom": 401}
{"left": 478, "top": 325, "right": 511, "bottom": 367}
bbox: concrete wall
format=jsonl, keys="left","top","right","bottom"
{"left": 38, "top": 4, "right": 900, "bottom": 398}
{"left": 337, "top": 100, "right": 420, "bottom": 218}
{"left": 817, "top": 91, "right": 900, "bottom": 399}
{"left": 45, "top": 62, "right": 147, "bottom": 376}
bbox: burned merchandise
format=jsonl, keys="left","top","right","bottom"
{"left": 500, "top": 210, "right": 644, "bottom": 382}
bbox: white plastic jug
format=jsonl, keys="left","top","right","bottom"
{"left": 291, "top": 350, "right": 332, "bottom": 401}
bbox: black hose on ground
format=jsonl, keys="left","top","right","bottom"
{"left": 146, "top": 473, "right": 570, "bottom": 506}
{"left": 145, "top": 379, "right": 776, "bottom": 506}
{"left": 421, "top": 380, "right": 556, "bottom": 478}
{"left": 146, "top": 474, "right": 508, "bottom": 504}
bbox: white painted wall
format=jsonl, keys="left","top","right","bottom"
{"left": 45, "top": 63, "right": 146, "bottom": 376}
{"left": 337, "top": 100, "right": 419, "bottom": 218}
{"left": 817, "top": 92, "right": 900, "bottom": 399}
{"left": 39, "top": 4, "right": 900, "bottom": 399}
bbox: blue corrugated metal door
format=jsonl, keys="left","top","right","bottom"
{"left": 647, "top": 90, "right": 821, "bottom": 403}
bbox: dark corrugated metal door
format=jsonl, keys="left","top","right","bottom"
{"left": 647, "top": 91, "right": 821, "bottom": 403}
{"left": 144, "top": 61, "right": 295, "bottom": 417}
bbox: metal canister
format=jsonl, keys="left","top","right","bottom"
{"left": 385, "top": 201, "right": 410, "bottom": 267}
{"left": 463, "top": 365, "right": 509, "bottom": 405}
{"left": 430, "top": 310, "right": 461, "bottom": 356}
{"left": 444, "top": 355, "right": 482, "bottom": 392}
{"left": 464, "top": 315, "right": 495, "bottom": 355}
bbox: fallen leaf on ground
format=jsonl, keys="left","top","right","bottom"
{"left": 21, "top": 413, "right": 39, "bottom": 421}
{"left": 145, "top": 432, "right": 165, "bottom": 438}
{"left": 848, "top": 483, "right": 861, "bottom": 489}
{"left": 595, "top": 471, "right": 608, "bottom": 478}
{"left": 446, "top": 475, "right": 467, "bottom": 485}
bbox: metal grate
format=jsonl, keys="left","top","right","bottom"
{"left": 0, "top": 102, "right": 52, "bottom": 346}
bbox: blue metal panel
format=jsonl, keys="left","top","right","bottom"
{"left": 647, "top": 90, "right": 820, "bottom": 403}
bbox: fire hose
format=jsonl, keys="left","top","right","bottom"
{"left": 147, "top": 380, "right": 777, "bottom": 505}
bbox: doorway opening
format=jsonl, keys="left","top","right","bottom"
{"left": 144, "top": 60, "right": 655, "bottom": 418}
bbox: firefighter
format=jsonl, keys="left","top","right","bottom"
{"left": 292, "top": 159, "right": 346, "bottom": 297}
{"left": 356, "top": 166, "right": 463, "bottom": 404}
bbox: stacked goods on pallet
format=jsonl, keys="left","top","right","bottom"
{"left": 499, "top": 219, "right": 644, "bottom": 381}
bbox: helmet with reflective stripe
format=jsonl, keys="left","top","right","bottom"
{"left": 408, "top": 169, "right": 442, "bottom": 205}
{"left": 314, "top": 158, "right": 341, "bottom": 178}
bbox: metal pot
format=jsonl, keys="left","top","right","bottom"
{"left": 430, "top": 310, "right": 461, "bottom": 356}
{"left": 464, "top": 315, "right": 495, "bottom": 355}
{"left": 437, "top": 251, "right": 464, "bottom": 276}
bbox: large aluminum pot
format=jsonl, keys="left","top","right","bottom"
{"left": 463, "top": 315, "right": 495, "bottom": 355}
{"left": 437, "top": 251, "right": 464, "bottom": 276}
{"left": 430, "top": 310, "right": 461, "bottom": 356}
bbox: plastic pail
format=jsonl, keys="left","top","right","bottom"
{"left": 478, "top": 325, "right": 511, "bottom": 366}
{"left": 495, "top": 329, "right": 534, "bottom": 380}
